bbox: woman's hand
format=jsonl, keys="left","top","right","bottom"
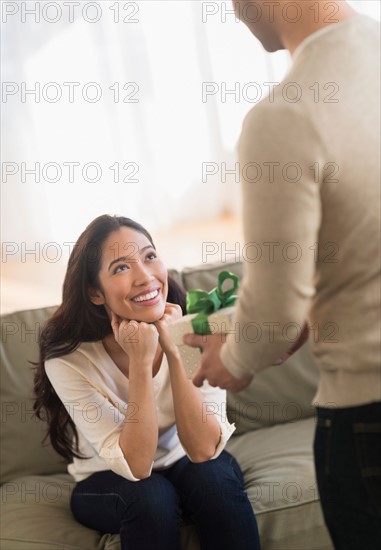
{"left": 111, "top": 311, "right": 159, "bottom": 369}
{"left": 154, "top": 302, "right": 182, "bottom": 357}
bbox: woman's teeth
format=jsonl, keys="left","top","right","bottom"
{"left": 132, "top": 289, "right": 159, "bottom": 303}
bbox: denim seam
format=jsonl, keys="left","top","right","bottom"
{"left": 73, "top": 492, "right": 128, "bottom": 507}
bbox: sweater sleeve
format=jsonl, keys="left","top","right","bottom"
{"left": 45, "top": 357, "right": 147, "bottom": 482}
{"left": 221, "top": 102, "right": 323, "bottom": 378}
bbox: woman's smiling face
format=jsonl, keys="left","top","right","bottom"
{"left": 90, "top": 227, "right": 168, "bottom": 323}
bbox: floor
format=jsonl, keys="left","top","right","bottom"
{"left": 1, "top": 213, "right": 243, "bottom": 315}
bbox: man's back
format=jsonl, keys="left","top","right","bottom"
{"left": 226, "top": 14, "right": 380, "bottom": 406}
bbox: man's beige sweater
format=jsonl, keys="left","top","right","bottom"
{"left": 221, "top": 14, "right": 380, "bottom": 407}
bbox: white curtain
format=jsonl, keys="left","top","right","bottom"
{"left": 1, "top": 0, "right": 379, "bottom": 257}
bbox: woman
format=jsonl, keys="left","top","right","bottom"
{"left": 33, "top": 214, "right": 260, "bottom": 550}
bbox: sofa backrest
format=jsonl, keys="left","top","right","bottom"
{"left": 1, "top": 306, "right": 69, "bottom": 484}
{"left": 0, "top": 260, "right": 320, "bottom": 483}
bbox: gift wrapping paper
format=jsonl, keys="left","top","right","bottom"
{"left": 168, "top": 306, "right": 237, "bottom": 378}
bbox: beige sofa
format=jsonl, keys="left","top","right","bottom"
{"left": 1, "top": 260, "right": 333, "bottom": 549}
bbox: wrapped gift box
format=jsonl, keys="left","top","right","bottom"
{"left": 167, "top": 306, "right": 237, "bottom": 378}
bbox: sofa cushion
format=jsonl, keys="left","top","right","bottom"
{"left": 226, "top": 417, "right": 333, "bottom": 549}
{"left": 0, "top": 474, "right": 109, "bottom": 550}
{"left": 1, "top": 307, "right": 67, "bottom": 483}
{"left": 179, "top": 260, "right": 320, "bottom": 432}
{"left": 0, "top": 473, "right": 200, "bottom": 550}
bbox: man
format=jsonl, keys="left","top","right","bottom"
{"left": 184, "top": 1, "right": 380, "bottom": 548}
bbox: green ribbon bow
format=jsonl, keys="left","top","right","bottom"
{"left": 186, "top": 271, "right": 239, "bottom": 335}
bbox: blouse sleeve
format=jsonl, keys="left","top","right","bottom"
{"left": 197, "top": 381, "right": 236, "bottom": 459}
{"left": 45, "top": 356, "right": 150, "bottom": 482}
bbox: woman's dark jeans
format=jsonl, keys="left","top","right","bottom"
{"left": 314, "top": 401, "right": 381, "bottom": 550}
{"left": 70, "top": 450, "right": 260, "bottom": 550}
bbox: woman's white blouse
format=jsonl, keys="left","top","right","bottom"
{"left": 45, "top": 341, "right": 236, "bottom": 482}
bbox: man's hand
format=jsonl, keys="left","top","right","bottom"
{"left": 183, "top": 333, "right": 253, "bottom": 392}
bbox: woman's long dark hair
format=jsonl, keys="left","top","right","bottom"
{"left": 33, "top": 215, "right": 186, "bottom": 463}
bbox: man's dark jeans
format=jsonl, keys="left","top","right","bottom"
{"left": 314, "top": 401, "right": 381, "bottom": 550}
